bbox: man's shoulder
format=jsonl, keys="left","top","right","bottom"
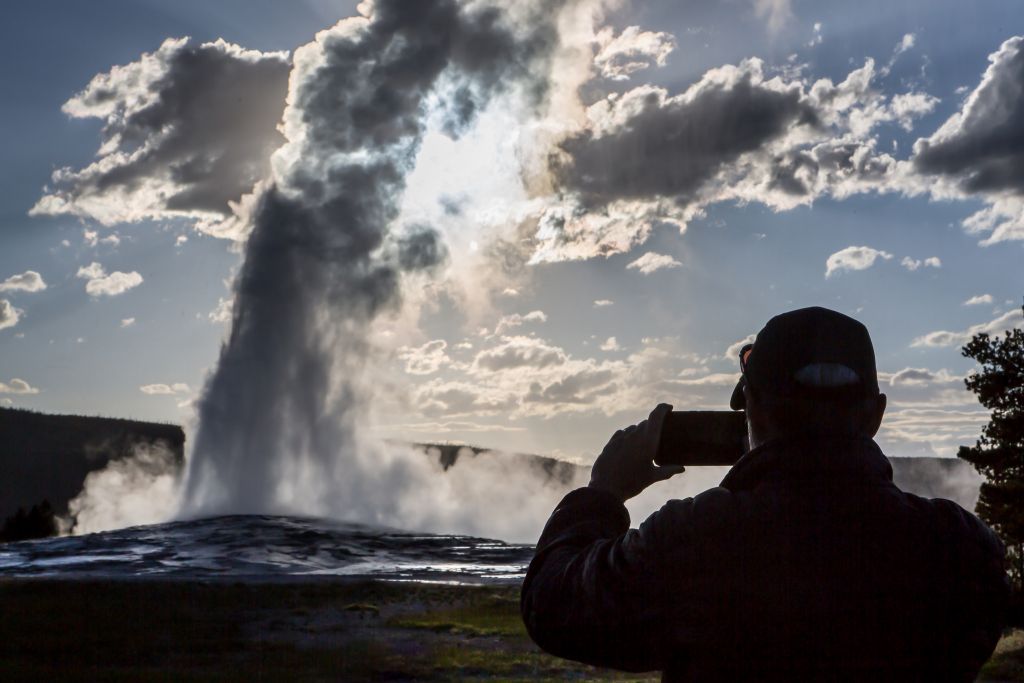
{"left": 918, "top": 494, "right": 1004, "bottom": 552}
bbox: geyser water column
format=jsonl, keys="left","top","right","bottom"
{"left": 180, "top": 0, "right": 563, "bottom": 518}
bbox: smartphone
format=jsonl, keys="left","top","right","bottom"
{"left": 655, "top": 411, "right": 748, "bottom": 466}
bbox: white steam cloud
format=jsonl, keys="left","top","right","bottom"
{"left": 180, "top": 0, "right": 580, "bottom": 528}
{"left": 67, "top": 442, "right": 182, "bottom": 535}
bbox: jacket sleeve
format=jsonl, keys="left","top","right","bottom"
{"left": 934, "top": 499, "right": 1011, "bottom": 678}
{"left": 520, "top": 486, "right": 696, "bottom": 672}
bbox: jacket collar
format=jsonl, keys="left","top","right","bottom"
{"left": 719, "top": 435, "right": 893, "bottom": 492}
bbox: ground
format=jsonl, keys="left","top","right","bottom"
{"left": 0, "top": 579, "right": 1020, "bottom": 681}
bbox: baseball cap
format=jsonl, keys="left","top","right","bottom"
{"left": 729, "top": 307, "right": 880, "bottom": 411}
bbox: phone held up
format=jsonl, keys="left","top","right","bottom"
{"left": 654, "top": 411, "right": 749, "bottom": 467}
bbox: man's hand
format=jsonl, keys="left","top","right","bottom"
{"left": 588, "top": 403, "right": 686, "bottom": 503}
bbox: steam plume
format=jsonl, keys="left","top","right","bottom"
{"left": 181, "top": 0, "right": 565, "bottom": 520}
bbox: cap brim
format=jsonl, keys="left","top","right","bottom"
{"left": 730, "top": 376, "right": 746, "bottom": 411}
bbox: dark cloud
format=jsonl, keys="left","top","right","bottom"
{"left": 767, "top": 140, "right": 896, "bottom": 197}
{"left": 396, "top": 226, "right": 449, "bottom": 271}
{"left": 551, "top": 67, "right": 818, "bottom": 206}
{"left": 530, "top": 57, "right": 940, "bottom": 263}
{"left": 32, "top": 39, "right": 291, "bottom": 237}
{"left": 913, "top": 36, "right": 1024, "bottom": 195}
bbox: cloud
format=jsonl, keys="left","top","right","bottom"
{"left": 900, "top": 255, "right": 941, "bottom": 271}
{"left": 889, "top": 92, "right": 937, "bottom": 131}
{"left": 0, "top": 378, "right": 40, "bottom": 394}
{"left": 120, "top": 317, "right": 136, "bottom": 328}
{"left": 880, "top": 33, "right": 917, "bottom": 77}
{"left": 895, "top": 33, "right": 916, "bottom": 56}
{"left": 139, "top": 383, "right": 190, "bottom": 395}
{"left": 0, "top": 271, "right": 47, "bottom": 293}
{"left": 724, "top": 333, "right": 757, "bottom": 361}
{"left": 389, "top": 419, "right": 527, "bottom": 434}
{"left": 403, "top": 333, "right": 718, "bottom": 423}
{"left": 807, "top": 22, "right": 823, "bottom": 48}
{"left": 208, "top": 297, "right": 233, "bottom": 324}
{"left": 473, "top": 335, "right": 567, "bottom": 372}
{"left": 963, "top": 294, "right": 993, "bottom": 306}
{"left": 76, "top": 262, "right": 143, "bottom": 297}
{"left": 911, "top": 36, "right": 1024, "bottom": 244}
{"left": 88, "top": 273, "right": 142, "bottom": 297}
{"left": 76, "top": 262, "right": 104, "bottom": 279}
{"left": 879, "top": 407, "right": 989, "bottom": 458}
{"left": 599, "top": 336, "right": 620, "bottom": 351}
{"left": 593, "top": 299, "right": 614, "bottom": 307}
{"left": 676, "top": 372, "right": 740, "bottom": 386}
{"left": 0, "top": 300, "right": 21, "bottom": 331}
{"left": 414, "top": 379, "right": 518, "bottom": 416}
{"left": 493, "top": 310, "right": 547, "bottom": 335}
{"left": 911, "top": 308, "right": 1024, "bottom": 347}
{"left": 594, "top": 25, "right": 675, "bottom": 81}
{"left": 626, "top": 252, "right": 681, "bottom": 275}
{"left": 752, "top": 0, "right": 794, "bottom": 34}
{"left": 824, "top": 245, "right": 893, "bottom": 277}
{"left": 886, "top": 367, "right": 960, "bottom": 386}
{"left": 398, "top": 340, "right": 450, "bottom": 375}
{"left": 531, "top": 54, "right": 935, "bottom": 264}
{"left": 524, "top": 365, "right": 618, "bottom": 405}
{"left": 550, "top": 60, "right": 816, "bottom": 209}
{"left": 31, "top": 38, "right": 291, "bottom": 241}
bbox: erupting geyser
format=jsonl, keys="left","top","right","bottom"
{"left": 181, "top": 0, "right": 567, "bottom": 522}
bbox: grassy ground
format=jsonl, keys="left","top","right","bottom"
{"left": 0, "top": 579, "right": 651, "bottom": 682}
{"left": 983, "top": 629, "right": 1024, "bottom": 682}
{"left": 0, "top": 579, "right": 1020, "bottom": 681}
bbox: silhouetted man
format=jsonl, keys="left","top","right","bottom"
{"left": 522, "top": 307, "right": 1008, "bottom": 681}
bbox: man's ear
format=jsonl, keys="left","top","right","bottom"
{"left": 743, "top": 384, "right": 770, "bottom": 448}
{"left": 864, "top": 393, "right": 887, "bottom": 437}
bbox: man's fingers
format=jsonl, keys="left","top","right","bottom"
{"left": 648, "top": 403, "right": 673, "bottom": 425}
{"left": 644, "top": 403, "right": 674, "bottom": 458}
{"left": 652, "top": 465, "right": 685, "bottom": 482}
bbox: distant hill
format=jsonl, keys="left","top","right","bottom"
{"left": 414, "top": 441, "right": 983, "bottom": 511}
{"left": 0, "top": 408, "right": 186, "bottom": 525}
{"left": 413, "top": 442, "right": 580, "bottom": 485}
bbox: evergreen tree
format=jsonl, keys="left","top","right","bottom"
{"left": 958, "top": 304, "right": 1024, "bottom": 617}
{"left": 0, "top": 500, "right": 58, "bottom": 542}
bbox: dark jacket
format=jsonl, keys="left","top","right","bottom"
{"left": 521, "top": 436, "right": 1008, "bottom": 681}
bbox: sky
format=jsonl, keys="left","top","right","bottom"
{"left": 1, "top": 0, "right": 1022, "bottom": 466}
